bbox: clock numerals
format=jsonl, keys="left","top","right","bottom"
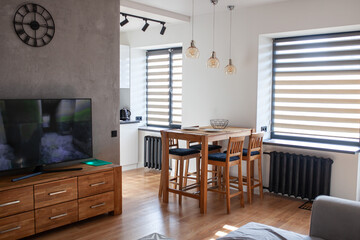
{"left": 24, "top": 36, "right": 30, "bottom": 44}
{"left": 24, "top": 4, "right": 30, "bottom": 13}
{"left": 45, "top": 33, "right": 53, "bottom": 39}
{"left": 16, "top": 29, "right": 25, "bottom": 35}
{"left": 13, "top": 3, "right": 55, "bottom": 47}
{"left": 32, "top": 4, "right": 37, "bottom": 13}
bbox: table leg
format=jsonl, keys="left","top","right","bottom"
{"left": 211, "top": 141, "right": 219, "bottom": 187}
{"left": 161, "top": 131, "right": 169, "bottom": 203}
{"left": 200, "top": 136, "right": 208, "bottom": 214}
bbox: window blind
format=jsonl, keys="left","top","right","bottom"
{"left": 272, "top": 31, "right": 360, "bottom": 145}
{"left": 146, "top": 48, "right": 182, "bottom": 127}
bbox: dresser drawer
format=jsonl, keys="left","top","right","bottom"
{"left": 0, "top": 211, "right": 34, "bottom": 240}
{"left": 35, "top": 200, "right": 78, "bottom": 233}
{"left": 78, "top": 191, "right": 114, "bottom": 220}
{"left": 0, "top": 186, "right": 33, "bottom": 218}
{"left": 78, "top": 171, "right": 114, "bottom": 198}
{"left": 34, "top": 178, "right": 77, "bottom": 209}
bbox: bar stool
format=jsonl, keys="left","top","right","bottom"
{"left": 183, "top": 141, "right": 222, "bottom": 187}
{"left": 242, "top": 132, "right": 264, "bottom": 204}
{"left": 206, "top": 136, "right": 245, "bottom": 214}
{"left": 158, "top": 138, "right": 200, "bottom": 205}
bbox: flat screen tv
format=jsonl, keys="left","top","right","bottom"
{"left": 0, "top": 99, "right": 92, "bottom": 179}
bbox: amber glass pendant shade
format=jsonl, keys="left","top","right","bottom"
{"left": 207, "top": 51, "right": 220, "bottom": 68}
{"left": 186, "top": 40, "right": 200, "bottom": 58}
{"left": 225, "top": 59, "right": 236, "bottom": 75}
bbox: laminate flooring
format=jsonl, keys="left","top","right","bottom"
{"left": 27, "top": 168, "right": 311, "bottom": 240}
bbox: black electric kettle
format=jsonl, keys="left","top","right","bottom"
{"left": 120, "top": 108, "right": 131, "bottom": 120}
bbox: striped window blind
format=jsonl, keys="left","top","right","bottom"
{"left": 272, "top": 31, "right": 360, "bottom": 145}
{"left": 146, "top": 48, "right": 182, "bottom": 127}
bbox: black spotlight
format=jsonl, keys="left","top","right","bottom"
{"left": 120, "top": 16, "right": 129, "bottom": 27}
{"left": 160, "top": 23, "right": 166, "bottom": 35}
{"left": 142, "top": 20, "right": 149, "bottom": 32}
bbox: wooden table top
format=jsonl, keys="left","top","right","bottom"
{"left": 161, "top": 126, "right": 253, "bottom": 141}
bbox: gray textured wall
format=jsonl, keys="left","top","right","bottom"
{"left": 0, "top": 0, "right": 120, "bottom": 164}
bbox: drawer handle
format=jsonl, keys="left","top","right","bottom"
{"left": 49, "top": 213, "right": 68, "bottom": 220}
{"left": 0, "top": 226, "right": 21, "bottom": 234}
{"left": 90, "top": 202, "right": 105, "bottom": 209}
{"left": 90, "top": 181, "right": 106, "bottom": 187}
{"left": 49, "top": 190, "right": 67, "bottom": 196}
{"left": 0, "top": 200, "right": 20, "bottom": 207}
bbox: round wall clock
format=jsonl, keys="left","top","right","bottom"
{"left": 13, "top": 3, "right": 55, "bottom": 47}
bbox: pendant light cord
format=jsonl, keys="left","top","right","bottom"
{"left": 212, "top": 2, "right": 215, "bottom": 51}
{"left": 229, "top": 8, "right": 232, "bottom": 59}
{"left": 191, "top": 0, "right": 194, "bottom": 40}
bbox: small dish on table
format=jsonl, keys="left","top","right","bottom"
{"left": 182, "top": 126, "right": 200, "bottom": 131}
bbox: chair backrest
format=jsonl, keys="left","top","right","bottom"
{"left": 246, "top": 132, "right": 264, "bottom": 156}
{"left": 226, "top": 136, "right": 245, "bottom": 162}
{"left": 169, "top": 138, "right": 179, "bottom": 149}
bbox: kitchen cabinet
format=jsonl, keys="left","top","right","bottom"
{"left": 120, "top": 122, "right": 139, "bottom": 170}
{"left": 120, "top": 45, "right": 130, "bottom": 88}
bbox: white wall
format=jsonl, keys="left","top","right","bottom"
{"left": 0, "top": 0, "right": 120, "bottom": 165}
{"left": 121, "top": 0, "right": 360, "bottom": 200}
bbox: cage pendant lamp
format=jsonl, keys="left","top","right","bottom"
{"left": 207, "top": 0, "right": 219, "bottom": 68}
{"left": 185, "top": 0, "right": 199, "bottom": 58}
{"left": 225, "top": 5, "right": 236, "bottom": 75}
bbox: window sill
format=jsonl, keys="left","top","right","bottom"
{"left": 263, "top": 139, "right": 360, "bottom": 154}
{"left": 138, "top": 126, "right": 171, "bottom": 133}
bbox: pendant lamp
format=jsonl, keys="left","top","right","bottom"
{"left": 207, "top": 0, "right": 219, "bottom": 68}
{"left": 225, "top": 5, "right": 236, "bottom": 75}
{"left": 185, "top": 0, "right": 199, "bottom": 58}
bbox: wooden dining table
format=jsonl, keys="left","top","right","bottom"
{"left": 161, "top": 126, "right": 253, "bottom": 214}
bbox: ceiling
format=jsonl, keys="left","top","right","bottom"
{"left": 120, "top": 0, "right": 288, "bottom": 32}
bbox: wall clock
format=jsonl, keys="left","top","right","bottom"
{"left": 13, "top": 3, "right": 55, "bottom": 47}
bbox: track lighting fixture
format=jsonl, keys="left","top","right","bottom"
{"left": 160, "top": 23, "right": 166, "bottom": 35}
{"left": 120, "top": 12, "right": 167, "bottom": 35}
{"left": 120, "top": 15, "right": 129, "bottom": 27}
{"left": 142, "top": 20, "right": 149, "bottom": 32}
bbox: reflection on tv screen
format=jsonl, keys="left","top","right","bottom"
{"left": 0, "top": 99, "right": 92, "bottom": 171}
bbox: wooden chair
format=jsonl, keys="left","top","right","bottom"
{"left": 207, "top": 136, "right": 245, "bottom": 214}
{"left": 158, "top": 138, "right": 201, "bottom": 205}
{"left": 183, "top": 141, "right": 222, "bottom": 187}
{"left": 242, "top": 132, "right": 264, "bottom": 204}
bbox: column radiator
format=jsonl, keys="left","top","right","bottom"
{"left": 268, "top": 151, "right": 333, "bottom": 201}
{"left": 144, "top": 136, "right": 162, "bottom": 170}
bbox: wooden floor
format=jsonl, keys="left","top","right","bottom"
{"left": 26, "top": 168, "right": 311, "bottom": 240}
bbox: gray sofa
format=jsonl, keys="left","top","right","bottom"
{"left": 218, "top": 195, "right": 360, "bottom": 240}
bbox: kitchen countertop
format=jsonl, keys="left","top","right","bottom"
{"left": 120, "top": 120, "right": 140, "bottom": 124}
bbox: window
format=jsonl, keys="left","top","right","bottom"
{"left": 271, "top": 31, "right": 360, "bottom": 146}
{"left": 146, "top": 47, "right": 182, "bottom": 127}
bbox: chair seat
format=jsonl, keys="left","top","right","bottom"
{"left": 169, "top": 148, "right": 200, "bottom": 156}
{"left": 189, "top": 144, "right": 222, "bottom": 151}
{"left": 243, "top": 148, "right": 260, "bottom": 156}
{"left": 208, "top": 152, "right": 240, "bottom": 162}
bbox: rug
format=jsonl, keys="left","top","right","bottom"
{"left": 299, "top": 201, "right": 313, "bottom": 211}
{"left": 138, "top": 233, "right": 173, "bottom": 240}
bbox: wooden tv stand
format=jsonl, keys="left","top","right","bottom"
{"left": 0, "top": 164, "right": 122, "bottom": 240}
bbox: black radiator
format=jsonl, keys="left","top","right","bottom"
{"left": 144, "top": 136, "right": 162, "bottom": 170}
{"left": 268, "top": 151, "right": 333, "bottom": 201}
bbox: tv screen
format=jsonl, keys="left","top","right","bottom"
{"left": 0, "top": 99, "right": 92, "bottom": 171}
